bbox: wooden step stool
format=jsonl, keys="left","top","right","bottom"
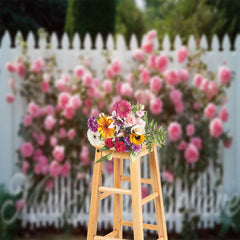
{"left": 87, "top": 144, "right": 168, "bottom": 240}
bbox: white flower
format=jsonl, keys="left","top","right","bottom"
{"left": 131, "top": 125, "right": 145, "bottom": 135}
{"left": 87, "top": 129, "right": 103, "bottom": 146}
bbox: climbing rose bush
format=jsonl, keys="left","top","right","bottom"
{"left": 5, "top": 30, "right": 232, "bottom": 197}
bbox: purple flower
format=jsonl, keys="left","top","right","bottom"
{"left": 87, "top": 116, "right": 98, "bottom": 132}
{"left": 132, "top": 144, "right": 141, "bottom": 153}
{"left": 125, "top": 135, "right": 131, "bottom": 146}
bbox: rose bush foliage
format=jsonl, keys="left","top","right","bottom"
{"left": 5, "top": 30, "right": 232, "bottom": 197}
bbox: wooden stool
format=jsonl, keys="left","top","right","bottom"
{"left": 87, "top": 144, "right": 168, "bottom": 240}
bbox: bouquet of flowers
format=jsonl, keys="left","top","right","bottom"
{"left": 87, "top": 100, "right": 167, "bottom": 163}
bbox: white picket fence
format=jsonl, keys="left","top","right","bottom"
{"left": 0, "top": 31, "right": 240, "bottom": 233}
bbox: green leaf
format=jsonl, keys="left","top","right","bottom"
{"left": 95, "top": 152, "right": 113, "bottom": 164}
{"left": 98, "top": 145, "right": 110, "bottom": 152}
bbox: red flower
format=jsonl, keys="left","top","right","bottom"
{"left": 115, "top": 141, "right": 125, "bottom": 152}
{"left": 105, "top": 138, "right": 115, "bottom": 148}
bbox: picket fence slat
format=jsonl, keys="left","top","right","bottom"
{"left": 0, "top": 31, "right": 239, "bottom": 232}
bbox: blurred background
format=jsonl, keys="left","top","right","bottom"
{"left": 0, "top": 0, "right": 240, "bottom": 240}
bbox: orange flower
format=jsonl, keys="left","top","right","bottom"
{"left": 97, "top": 115, "right": 115, "bottom": 139}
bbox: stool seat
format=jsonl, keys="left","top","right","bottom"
{"left": 87, "top": 145, "right": 168, "bottom": 240}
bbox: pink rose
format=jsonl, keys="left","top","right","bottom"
{"left": 24, "top": 115, "right": 32, "bottom": 127}
{"left": 61, "top": 161, "right": 71, "bottom": 177}
{"left": 45, "top": 180, "right": 54, "bottom": 191}
{"left": 142, "top": 40, "right": 154, "bottom": 54}
{"left": 16, "top": 62, "right": 26, "bottom": 77}
{"left": 8, "top": 79, "right": 15, "bottom": 89}
{"left": 44, "top": 115, "right": 56, "bottom": 130}
{"left": 155, "top": 54, "right": 169, "bottom": 73}
{"left": 80, "top": 146, "right": 90, "bottom": 165}
{"left": 106, "top": 66, "right": 113, "bottom": 78}
{"left": 147, "top": 55, "right": 156, "bottom": 69}
{"left": 150, "top": 76, "right": 162, "bottom": 92}
{"left": 52, "top": 145, "right": 65, "bottom": 162}
{"left": 77, "top": 173, "right": 84, "bottom": 179}
{"left": 20, "top": 142, "right": 34, "bottom": 158}
{"left": 58, "top": 92, "right": 70, "bottom": 109}
{"left": 68, "top": 129, "right": 75, "bottom": 140}
{"left": 133, "top": 49, "right": 144, "bottom": 61}
{"left": 6, "top": 93, "right": 15, "bottom": 103}
{"left": 59, "top": 128, "right": 67, "bottom": 138}
{"left": 22, "top": 161, "right": 29, "bottom": 173}
{"left": 219, "top": 107, "right": 229, "bottom": 122}
{"left": 174, "top": 100, "right": 184, "bottom": 113}
{"left": 163, "top": 170, "right": 175, "bottom": 182}
{"left": 137, "top": 118, "right": 146, "bottom": 127}
{"left": 115, "top": 82, "right": 122, "bottom": 95}
{"left": 177, "top": 46, "right": 188, "bottom": 63}
{"left": 193, "top": 102, "right": 199, "bottom": 110}
{"left": 70, "top": 95, "right": 82, "bottom": 109}
{"left": 201, "top": 79, "right": 209, "bottom": 92}
{"left": 178, "top": 140, "right": 187, "bottom": 150}
{"left": 64, "top": 104, "right": 75, "bottom": 119}
{"left": 50, "top": 135, "right": 57, "bottom": 147}
{"left": 41, "top": 81, "right": 49, "bottom": 93}
{"left": 83, "top": 73, "right": 93, "bottom": 86}
{"left": 168, "top": 122, "right": 182, "bottom": 141}
{"left": 186, "top": 124, "right": 195, "bottom": 136}
{"left": 150, "top": 98, "right": 163, "bottom": 115}
{"left": 125, "top": 113, "right": 137, "bottom": 127}
{"left": 184, "top": 144, "right": 199, "bottom": 163}
{"left": 5, "top": 62, "right": 16, "bottom": 72}
{"left": 30, "top": 59, "right": 44, "bottom": 73}
{"left": 193, "top": 74, "right": 203, "bottom": 87}
{"left": 74, "top": 65, "right": 84, "bottom": 79}
{"left": 111, "top": 60, "right": 122, "bottom": 75}
{"left": 204, "top": 103, "right": 216, "bottom": 119}
{"left": 28, "top": 101, "right": 40, "bottom": 117}
{"left": 50, "top": 161, "right": 61, "bottom": 177}
{"left": 37, "top": 133, "right": 46, "bottom": 146}
{"left": 218, "top": 66, "right": 231, "bottom": 84}
{"left": 224, "top": 138, "right": 232, "bottom": 148}
{"left": 56, "top": 79, "right": 66, "bottom": 91}
{"left": 103, "top": 79, "right": 112, "bottom": 93}
{"left": 141, "top": 185, "right": 149, "bottom": 198}
{"left": 146, "top": 30, "right": 157, "bottom": 40}
{"left": 210, "top": 118, "right": 223, "bottom": 138}
{"left": 140, "top": 68, "right": 150, "bottom": 83}
{"left": 165, "top": 70, "right": 179, "bottom": 85}
{"left": 178, "top": 69, "right": 189, "bottom": 82}
{"left": 170, "top": 89, "right": 182, "bottom": 104}
{"left": 207, "top": 82, "right": 218, "bottom": 98}
{"left": 136, "top": 110, "right": 145, "bottom": 117}
{"left": 121, "top": 83, "right": 133, "bottom": 97}
{"left": 191, "top": 137, "right": 202, "bottom": 149}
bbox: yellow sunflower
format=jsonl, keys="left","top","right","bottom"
{"left": 130, "top": 133, "right": 146, "bottom": 145}
{"left": 97, "top": 115, "right": 115, "bottom": 139}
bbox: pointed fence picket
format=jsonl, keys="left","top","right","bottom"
{"left": 0, "top": 32, "right": 239, "bottom": 233}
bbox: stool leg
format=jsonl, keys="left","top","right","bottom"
{"left": 130, "top": 156, "right": 144, "bottom": 240}
{"left": 149, "top": 147, "right": 168, "bottom": 240}
{"left": 113, "top": 158, "right": 123, "bottom": 238}
{"left": 87, "top": 150, "right": 104, "bottom": 240}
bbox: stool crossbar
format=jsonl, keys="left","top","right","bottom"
{"left": 87, "top": 144, "right": 168, "bottom": 240}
